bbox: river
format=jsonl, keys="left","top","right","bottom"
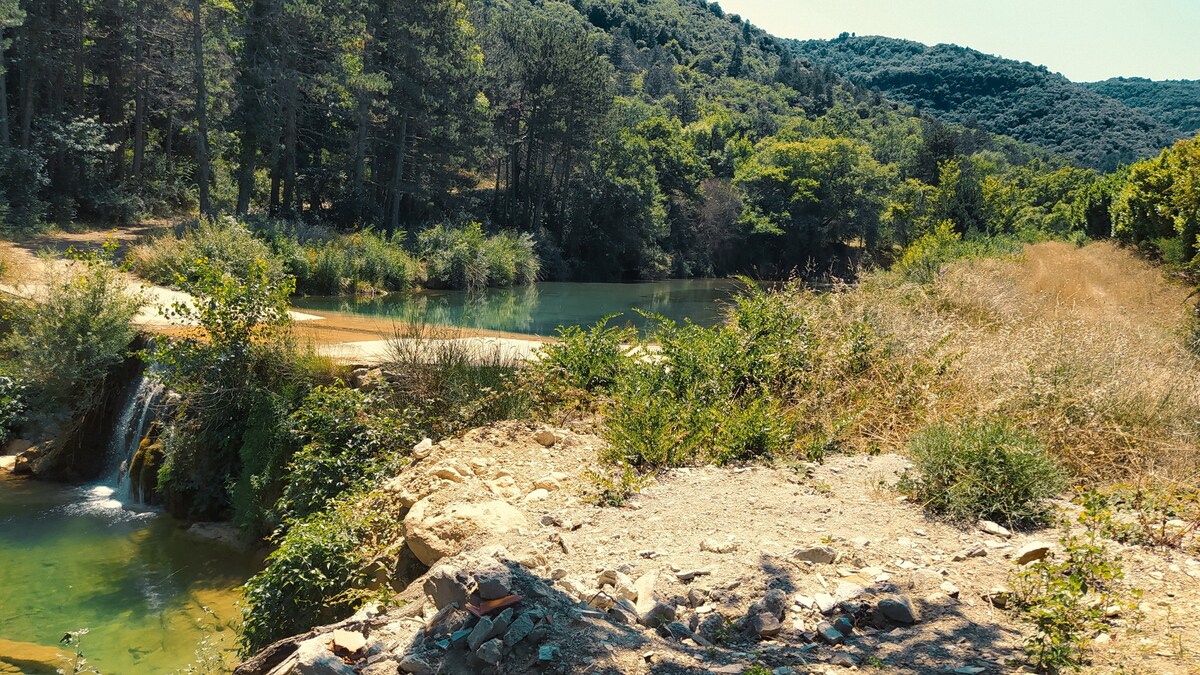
{"left": 291, "top": 278, "right": 743, "bottom": 336}
{"left": 0, "top": 475, "right": 253, "bottom": 673}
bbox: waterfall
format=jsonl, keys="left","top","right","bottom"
{"left": 104, "top": 373, "right": 167, "bottom": 504}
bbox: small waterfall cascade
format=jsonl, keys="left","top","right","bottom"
{"left": 103, "top": 373, "right": 167, "bottom": 505}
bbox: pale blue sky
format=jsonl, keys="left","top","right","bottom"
{"left": 716, "top": 0, "right": 1200, "bottom": 82}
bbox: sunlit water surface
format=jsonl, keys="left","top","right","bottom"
{"left": 291, "top": 279, "right": 743, "bottom": 336}
{"left": 0, "top": 477, "right": 253, "bottom": 673}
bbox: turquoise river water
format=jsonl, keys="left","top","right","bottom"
{"left": 291, "top": 278, "right": 743, "bottom": 336}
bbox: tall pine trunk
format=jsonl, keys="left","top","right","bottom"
{"left": 191, "top": 0, "right": 211, "bottom": 216}
{"left": 388, "top": 113, "right": 407, "bottom": 235}
{"left": 0, "top": 24, "right": 9, "bottom": 147}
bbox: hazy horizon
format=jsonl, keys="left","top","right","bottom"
{"left": 716, "top": 0, "right": 1200, "bottom": 83}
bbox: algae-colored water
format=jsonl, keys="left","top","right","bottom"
{"left": 0, "top": 477, "right": 253, "bottom": 674}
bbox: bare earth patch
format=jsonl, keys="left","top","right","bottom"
{"left": 241, "top": 421, "right": 1200, "bottom": 674}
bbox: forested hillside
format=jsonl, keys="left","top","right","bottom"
{"left": 1084, "top": 77, "right": 1200, "bottom": 136}
{"left": 0, "top": 0, "right": 1154, "bottom": 280}
{"left": 791, "top": 35, "right": 1183, "bottom": 171}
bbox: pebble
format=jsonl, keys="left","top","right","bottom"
{"left": 701, "top": 538, "right": 738, "bottom": 554}
{"left": 952, "top": 544, "right": 987, "bottom": 561}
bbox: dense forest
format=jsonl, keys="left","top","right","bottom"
{"left": 1084, "top": 77, "right": 1200, "bottom": 136}
{"left": 0, "top": 0, "right": 1179, "bottom": 281}
{"left": 791, "top": 35, "right": 1185, "bottom": 172}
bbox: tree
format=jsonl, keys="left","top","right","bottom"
{"left": 735, "top": 136, "right": 893, "bottom": 271}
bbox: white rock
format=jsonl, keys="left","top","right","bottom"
{"left": 792, "top": 545, "right": 837, "bottom": 564}
{"left": 978, "top": 520, "right": 1012, "bottom": 538}
{"left": 412, "top": 438, "right": 434, "bottom": 459}
{"left": 524, "top": 488, "right": 550, "bottom": 503}
{"left": 700, "top": 538, "right": 738, "bottom": 554}
{"left": 403, "top": 499, "right": 528, "bottom": 566}
{"left": 1013, "top": 541, "right": 1053, "bottom": 565}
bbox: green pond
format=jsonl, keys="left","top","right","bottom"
{"left": 0, "top": 476, "right": 254, "bottom": 674}
{"left": 292, "top": 278, "right": 743, "bottom": 336}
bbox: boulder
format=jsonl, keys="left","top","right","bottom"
{"left": 747, "top": 612, "right": 781, "bottom": 639}
{"left": 638, "top": 602, "right": 676, "bottom": 629}
{"left": 534, "top": 431, "right": 558, "bottom": 447}
{"left": 473, "top": 562, "right": 513, "bottom": 600}
{"left": 476, "top": 638, "right": 503, "bottom": 665}
{"left": 762, "top": 589, "right": 788, "bottom": 619}
{"left": 403, "top": 499, "right": 527, "bottom": 566}
{"left": 329, "top": 629, "right": 367, "bottom": 656}
{"left": 422, "top": 564, "right": 471, "bottom": 610}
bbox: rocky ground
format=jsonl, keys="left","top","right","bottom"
{"left": 235, "top": 421, "right": 1200, "bottom": 675}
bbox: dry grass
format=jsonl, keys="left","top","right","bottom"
{"left": 838, "top": 241, "right": 1200, "bottom": 486}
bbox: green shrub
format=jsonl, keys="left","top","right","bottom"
{"left": 272, "top": 227, "right": 422, "bottom": 295}
{"left": 0, "top": 376, "right": 27, "bottom": 445}
{"left": 418, "top": 222, "right": 539, "bottom": 291}
{"left": 4, "top": 244, "right": 141, "bottom": 405}
{"left": 527, "top": 314, "right": 635, "bottom": 408}
{"left": 240, "top": 493, "right": 404, "bottom": 654}
{"left": 151, "top": 256, "right": 296, "bottom": 519}
{"left": 128, "top": 216, "right": 284, "bottom": 288}
{"left": 898, "top": 420, "right": 1065, "bottom": 527}
{"left": 1010, "top": 493, "right": 1140, "bottom": 672}
{"left": 895, "top": 220, "right": 1023, "bottom": 283}
{"left": 276, "top": 384, "right": 412, "bottom": 523}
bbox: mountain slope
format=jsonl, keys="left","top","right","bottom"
{"left": 1083, "top": 77, "right": 1200, "bottom": 136}
{"left": 789, "top": 35, "right": 1182, "bottom": 171}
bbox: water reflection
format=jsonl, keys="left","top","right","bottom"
{"left": 293, "top": 279, "right": 741, "bottom": 336}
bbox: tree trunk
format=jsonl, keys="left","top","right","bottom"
{"left": 131, "top": 0, "right": 146, "bottom": 177}
{"left": 387, "top": 112, "right": 407, "bottom": 235}
{"left": 191, "top": 0, "right": 211, "bottom": 216}
{"left": 0, "top": 24, "right": 9, "bottom": 147}
{"left": 280, "top": 78, "right": 297, "bottom": 217}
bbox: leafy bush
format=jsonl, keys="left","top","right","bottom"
{"left": 529, "top": 281, "right": 951, "bottom": 502}
{"left": 898, "top": 420, "right": 1065, "bottom": 527}
{"left": 1011, "top": 494, "right": 1140, "bottom": 672}
{"left": 4, "top": 244, "right": 141, "bottom": 405}
{"left": 418, "top": 222, "right": 539, "bottom": 291}
{"left": 151, "top": 256, "right": 296, "bottom": 519}
{"left": 240, "top": 493, "right": 405, "bottom": 654}
{"left": 269, "top": 227, "right": 423, "bottom": 295}
{"left": 276, "top": 385, "right": 412, "bottom": 523}
{"left": 0, "top": 376, "right": 27, "bottom": 445}
{"left": 895, "top": 220, "right": 1023, "bottom": 283}
{"left": 1088, "top": 484, "right": 1200, "bottom": 550}
{"left": 127, "top": 216, "right": 285, "bottom": 288}
{"left": 526, "top": 314, "right": 635, "bottom": 411}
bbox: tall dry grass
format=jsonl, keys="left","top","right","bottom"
{"left": 845, "top": 241, "right": 1200, "bottom": 486}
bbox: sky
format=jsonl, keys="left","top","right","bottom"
{"left": 714, "top": 0, "right": 1200, "bottom": 82}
